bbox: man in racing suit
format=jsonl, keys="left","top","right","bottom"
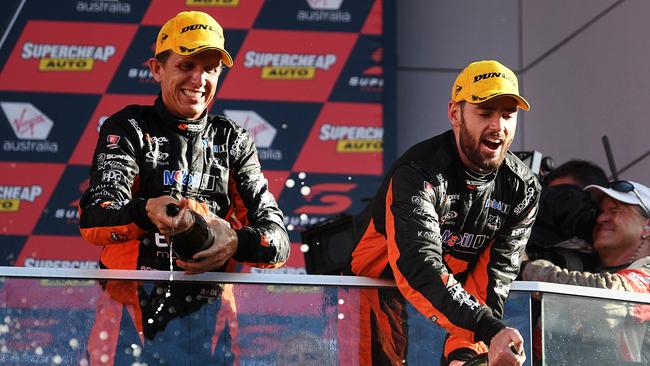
{"left": 78, "top": 10, "right": 289, "bottom": 273}
{"left": 78, "top": 11, "right": 289, "bottom": 364}
{"left": 350, "top": 60, "right": 540, "bottom": 366}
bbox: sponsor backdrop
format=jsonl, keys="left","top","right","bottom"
{"left": 0, "top": 0, "right": 396, "bottom": 275}
{"left": 0, "top": 0, "right": 396, "bottom": 364}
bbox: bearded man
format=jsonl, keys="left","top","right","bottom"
{"left": 349, "top": 60, "right": 540, "bottom": 366}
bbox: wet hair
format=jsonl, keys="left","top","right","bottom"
{"left": 543, "top": 159, "right": 608, "bottom": 188}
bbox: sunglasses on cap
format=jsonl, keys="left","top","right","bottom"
{"left": 609, "top": 180, "right": 650, "bottom": 217}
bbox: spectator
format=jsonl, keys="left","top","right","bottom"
{"left": 522, "top": 180, "right": 650, "bottom": 290}
{"left": 522, "top": 180, "right": 650, "bottom": 364}
{"left": 542, "top": 159, "right": 608, "bottom": 188}
{"left": 526, "top": 159, "right": 608, "bottom": 272}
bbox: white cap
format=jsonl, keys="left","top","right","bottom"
{"left": 585, "top": 180, "right": 650, "bottom": 215}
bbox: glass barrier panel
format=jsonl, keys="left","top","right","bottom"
{"left": 541, "top": 292, "right": 649, "bottom": 366}
{"left": 0, "top": 274, "right": 532, "bottom": 365}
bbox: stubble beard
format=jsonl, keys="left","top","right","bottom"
{"left": 458, "top": 111, "right": 511, "bottom": 172}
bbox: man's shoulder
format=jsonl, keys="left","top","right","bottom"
{"left": 101, "top": 104, "right": 154, "bottom": 134}
{"left": 207, "top": 114, "right": 240, "bottom": 130}
{"left": 502, "top": 152, "right": 541, "bottom": 190}
{"left": 395, "top": 130, "right": 454, "bottom": 170}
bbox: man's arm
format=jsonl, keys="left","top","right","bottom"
{"left": 78, "top": 115, "right": 154, "bottom": 245}
{"left": 225, "top": 129, "right": 289, "bottom": 268}
{"left": 385, "top": 165, "right": 507, "bottom": 346}
{"left": 521, "top": 258, "right": 650, "bottom": 292}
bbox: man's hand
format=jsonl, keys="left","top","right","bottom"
{"left": 145, "top": 196, "right": 194, "bottom": 236}
{"left": 176, "top": 215, "right": 238, "bottom": 274}
{"left": 487, "top": 327, "right": 525, "bottom": 366}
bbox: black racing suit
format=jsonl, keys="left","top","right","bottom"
{"left": 350, "top": 130, "right": 540, "bottom": 363}
{"left": 79, "top": 97, "right": 289, "bottom": 365}
{"left": 79, "top": 96, "right": 289, "bottom": 271}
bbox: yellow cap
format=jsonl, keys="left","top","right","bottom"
{"left": 451, "top": 60, "right": 529, "bottom": 111}
{"left": 155, "top": 11, "right": 233, "bottom": 67}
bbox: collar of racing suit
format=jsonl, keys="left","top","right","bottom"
{"left": 154, "top": 95, "right": 209, "bottom": 136}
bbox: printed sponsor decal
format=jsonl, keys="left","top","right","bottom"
{"left": 485, "top": 198, "right": 510, "bottom": 214}
{"left": 68, "top": 94, "right": 155, "bottom": 165}
{"left": 292, "top": 102, "right": 382, "bottom": 174}
{"left": 510, "top": 227, "right": 530, "bottom": 237}
{"left": 106, "top": 134, "right": 121, "bottom": 149}
{"left": 0, "top": 21, "right": 136, "bottom": 93}
{"left": 218, "top": 30, "right": 356, "bottom": 102}
{"left": 514, "top": 186, "right": 536, "bottom": 215}
{"left": 162, "top": 169, "right": 217, "bottom": 191}
{"left": 0, "top": 162, "right": 64, "bottom": 235}
{"left": 441, "top": 230, "right": 489, "bottom": 251}
{"left": 145, "top": 150, "right": 169, "bottom": 164}
{"left": 486, "top": 214, "right": 503, "bottom": 231}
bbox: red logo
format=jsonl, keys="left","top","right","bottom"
{"left": 0, "top": 21, "right": 136, "bottom": 93}
{"left": 294, "top": 183, "right": 356, "bottom": 214}
{"left": 424, "top": 181, "right": 434, "bottom": 195}
{"left": 107, "top": 135, "right": 120, "bottom": 145}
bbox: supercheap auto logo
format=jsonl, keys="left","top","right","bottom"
{"left": 319, "top": 123, "right": 382, "bottom": 153}
{"left": 21, "top": 42, "right": 115, "bottom": 72}
{"left": 0, "top": 185, "right": 42, "bottom": 212}
{"left": 292, "top": 102, "right": 382, "bottom": 175}
{"left": 0, "top": 162, "right": 64, "bottom": 235}
{"left": 243, "top": 51, "right": 337, "bottom": 80}
{"left": 0, "top": 21, "right": 136, "bottom": 93}
{"left": 218, "top": 30, "right": 356, "bottom": 102}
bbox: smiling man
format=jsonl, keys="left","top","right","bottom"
{"left": 79, "top": 11, "right": 289, "bottom": 274}
{"left": 350, "top": 60, "right": 540, "bottom": 366}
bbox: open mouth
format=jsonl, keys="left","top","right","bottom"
{"left": 482, "top": 138, "right": 503, "bottom": 151}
